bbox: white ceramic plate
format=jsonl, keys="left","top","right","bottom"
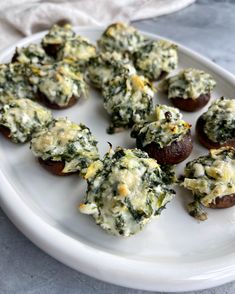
{"left": 0, "top": 27, "right": 235, "bottom": 292}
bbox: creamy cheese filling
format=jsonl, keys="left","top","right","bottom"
{"left": 79, "top": 147, "right": 175, "bottom": 236}
{"left": 57, "top": 36, "right": 96, "bottom": 67}
{"left": 182, "top": 147, "right": 235, "bottom": 219}
{"left": 131, "top": 104, "right": 191, "bottom": 148}
{"left": 0, "top": 98, "right": 52, "bottom": 143}
{"left": 29, "top": 62, "right": 87, "bottom": 107}
{"left": 102, "top": 74, "right": 154, "bottom": 133}
{"left": 202, "top": 97, "right": 235, "bottom": 143}
{"left": 13, "top": 44, "right": 54, "bottom": 65}
{"left": 160, "top": 68, "right": 216, "bottom": 99}
{"left": 87, "top": 51, "right": 136, "bottom": 89}
{"left": 41, "top": 24, "right": 75, "bottom": 46}
{"left": 134, "top": 40, "right": 178, "bottom": 80}
{"left": 97, "top": 22, "right": 145, "bottom": 54}
{"left": 30, "top": 118, "right": 99, "bottom": 174}
{"left": 0, "top": 63, "right": 36, "bottom": 105}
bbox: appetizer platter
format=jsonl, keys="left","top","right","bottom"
{"left": 0, "top": 23, "right": 235, "bottom": 292}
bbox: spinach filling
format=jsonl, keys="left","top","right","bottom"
{"left": 80, "top": 147, "right": 175, "bottom": 236}
{"left": 182, "top": 147, "right": 235, "bottom": 220}
{"left": 41, "top": 24, "right": 75, "bottom": 47}
{"left": 202, "top": 97, "right": 235, "bottom": 143}
{"left": 133, "top": 40, "right": 178, "bottom": 80}
{"left": 0, "top": 63, "right": 36, "bottom": 105}
{"left": 160, "top": 68, "right": 216, "bottom": 100}
{"left": 30, "top": 118, "right": 99, "bottom": 174}
{"left": 13, "top": 44, "right": 54, "bottom": 65}
{"left": 103, "top": 74, "right": 154, "bottom": 133}
{"left": 0, "top": 98, "right": 52, "bottom": 143}
{"left": 29, "top": 62, "right": 87, "bottom": 107}
{"left": 97, "top": 22, "right": 145, "bottom": 54}
{"left": 87, "top": 51, "right": 135, "bottom": 89}
{"left": 57, "top": 35, "right": 96, "bottom": 69}
{"left": 131, "top": 104, "right": 191, "bottom": 148}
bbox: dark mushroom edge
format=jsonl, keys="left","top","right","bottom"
{"left": 38, "top": 157, "right": 77, "bottom": 176}
{"left": 171, "top": 93, "right": 210, "bottom": 112}
{"left": 181, "top": 147, "right": 235, "bottom": 221}
{"left": 37, "top": 90, "right": 79, "bottom": 110}
{"left": 136, "top": 130, "right": 193, "bottom": 165}
{"left": 196, "top": 115, "right": 235, "bottom": 149}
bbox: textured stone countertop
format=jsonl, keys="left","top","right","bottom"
{"left": 1, "top": 0, "right": 235, "bottom": 293}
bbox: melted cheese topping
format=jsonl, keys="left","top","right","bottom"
{"left": 42, "top": 24, "right": 75, "bottom": 46}
{"left": 0, "top": 63, "right": 35, "bottom": 105}
{"left": 79, "top": 147, "right": 175, "bottom": 236}
{"left": 0, "top": 98, "right": 52, "bottom": 143}
{"left": 134, "top": 40, "right": 178, "bottom": 80}
{"left": 13, "top": 44, "right": 53, "bottom": 65}
{"left": 182, "top": 147, "right": 235, "bottom": 207}
{"left": 97, "top": 22, "right": 145, "bottom": 54}
{"left": 29, "top": 62, "right": 87, "bottom": 107}
{"left": 131, "top": 104, "right": 191, "bottom": 148}
{"left": 30, "top": 118, "right": 99, "bottom": 174}
{"left": 87, "top": 51, "right": 136, "bottom": 89}
{"left": 102, "top": 74, "right": 154, "bottom": 133}
{"left": 203, "top": 97, "right": 235, "bottom": 143}
{"left": 160, "top": 68, "right": 216, "bottom": 99}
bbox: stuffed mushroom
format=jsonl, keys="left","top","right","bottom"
{"left": 97, "top": 22, "right": 145, "bottom": 55}
{"left": 41, "top": 23, "right": 75, "bottom": 58}
{"left": 131, "top": 104, "right": 192, "bottom": 164}
{"left": 133, "top": 40, "right": 178, "bottom": 80}
{"left": 160, "top": 68, "right": 216, "bottom": 111}
{"left": 196, "top": 97, "right": 235, "bottom": 149}
{"left": 30, "top": 118, "right": 99, "bottom": 176}
{"left": 12, "top": 44, "right": 54, "bottom": 65}
{"left": 0, "top": 63, "right": 35, "bottom": 106}
{"left": 56, "top": 35, "right": 96, "bottom": 69}
{"left": 29, "top": 62, "right": 87, "bottom": 109}
{"left": 102, "top": 74, "right": 154, "bottom": 133}
{"left": 182, "top": 147, "right": 235, "bottom": 221}
{"left": 0, "top": 98, "right": 52, "bottom": 143}
{"left": 79, "top": 147, "right": 175, "bottom": 236}
{"left": 87, "top": 51, "right": 136, "bottom": 89}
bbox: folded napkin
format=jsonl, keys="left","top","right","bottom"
{"left": 0, "top": 0, "right": 195, "bottom": 50}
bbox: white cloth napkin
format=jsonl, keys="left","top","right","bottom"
{"left": 0, "top": 0, "right": 195, "bottom": 50}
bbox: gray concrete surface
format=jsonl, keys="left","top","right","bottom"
{"left": 1, "top": 0, "right": 235, "bottom": 293}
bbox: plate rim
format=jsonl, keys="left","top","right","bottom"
{"left": 1, "top": 27, "right": 235, "bottom": 292}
